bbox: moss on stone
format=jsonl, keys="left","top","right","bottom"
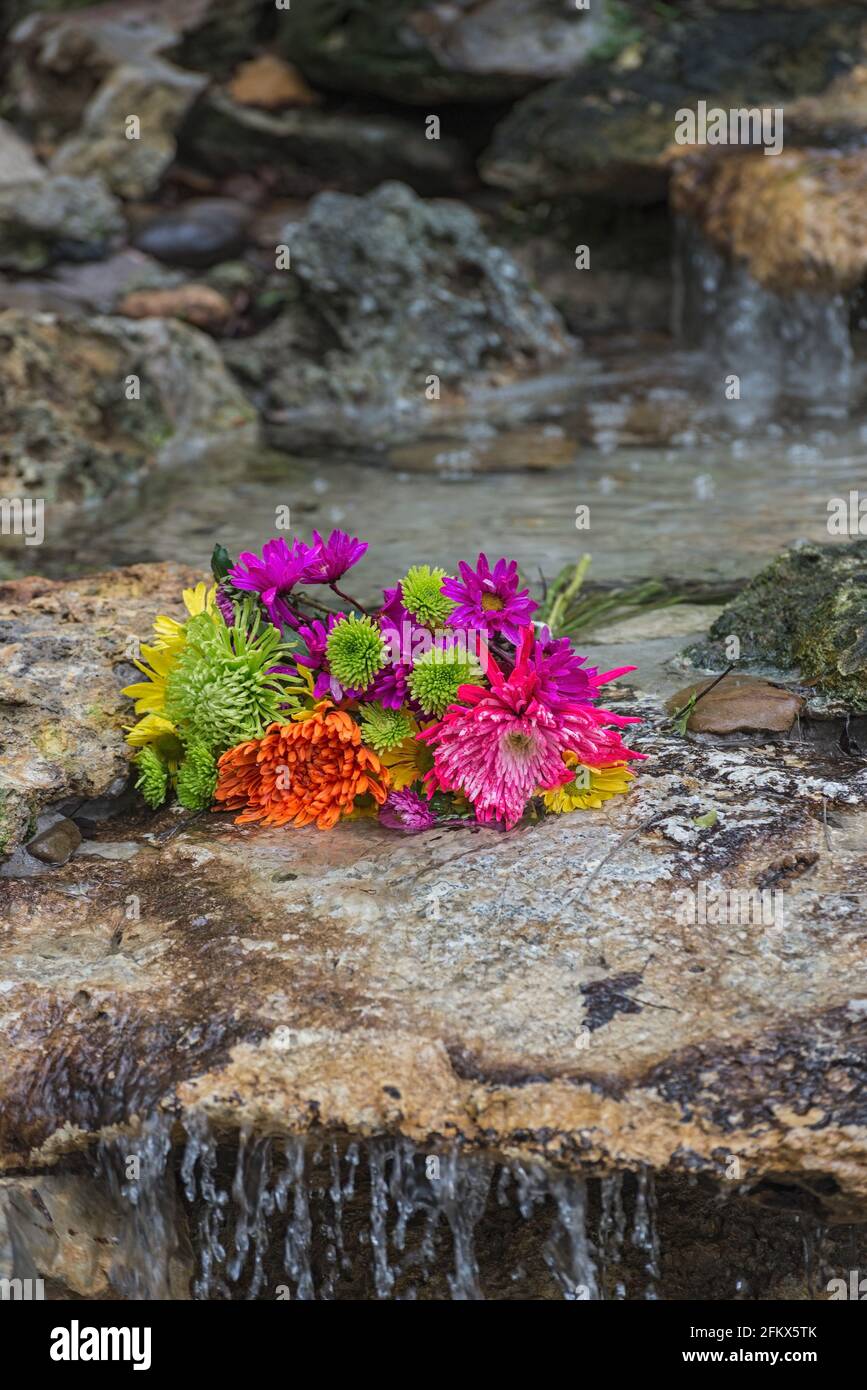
{"left": 683, "top": 539, "right": 867, "bottom": 710}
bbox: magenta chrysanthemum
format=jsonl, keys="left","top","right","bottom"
{"left": 442, "top": 553, "right": 537, "bottom": 644}
{"left": 379, "top": 789, "right": 438, "bottom": 833}
{"left": 229, "top": 537, "right": 316, "bottom": 629}
{"left": 300, "top": 529, "right": 368, "bottom": 584}
{"left": 214, "top": 584, "right": 236, "bottom": 626}
{"left": 367, "top": 660, "right": 412, "bottom": 710}
{"left": 419, "top": 627, "right": 642, "bottom": 828}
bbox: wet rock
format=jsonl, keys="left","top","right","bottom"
{"left": 0, "top": 562, "right": 201, "bottom": 855}
{"left": 118, "top": 283, "right": 232, "bottom": 333}
{"left": 479, "top": 5, "right": 867, "bottom": 201}
{"left": 171, "top": 0, "right": 274, "bottom": 80}
{"left": 671, "top": 148, "right": 867, "bottom": 296}
{"left": 180, "top": 90, "right": 474, "bottom": 197}
{"left": 682, "top": 539, "right": 867, "bottom": 714}
{"left": 133, "top": 197, "right": 250, "bottom": 268}
{"left": 26, "top": 813, "right": 82, "bottom": 866}
{"left": 0, "top": 173, "right": 124, "bottom": 272}
{"left": 386, "top": 425, "right": 575, "bottom": 475}
{"left": 667, "top": 674, "right": 804, "bottom": 735}
{"left": 482, "top": 90, "right": 675, "bottom": 204}
{"left": 0, "top": 248, "right": 184, "bottom": 317}
{"left": 0, "top": 569, "right": 864, "bottom": 1217}
{"left": 273, "top": 0, "right": 605, "bottom": 103}
{"left": 0, "top": 309, "right": 258, "bottom": 503}
{"left": 70, "top": 782, "right": 140, "bottom": 833}
{"left": 227, "top": 54, "right": 320, "bottom": 109}
{"left": 0, "top": 1169, "right": 192, "bottom": 1298}
{"left": 0, "top": 117, "right": 45, "bottom": 188}
{"left": 227, "top": 180, "right": 570, "bottom": 452}
{"left": 5, "top": 0, "right": 254, "bottom": 137}
{"left": 786, "top": 63, "right": 867, "bottom": 147}
{"left": 5, "top": 3, "right": 175, "bottom": 139}
{"left": 50, "top": 59, "right": 208, "bottom": 199}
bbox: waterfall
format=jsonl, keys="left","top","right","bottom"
{"left": 80, "top": 1122, "right": 867, "bottom": 1300}
{"left": 672, "top": 218, "right": 855, "bottom": 422}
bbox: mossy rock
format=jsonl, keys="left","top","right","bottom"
{"left": 682, "top": 539, "right": 867, "bottom": 711}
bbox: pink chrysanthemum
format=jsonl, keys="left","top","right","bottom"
{"left": 441, "top": 553, "right": 537, "bottom": 644}
{"left": 419, "top": 627, "right": 642, "bottom": 828}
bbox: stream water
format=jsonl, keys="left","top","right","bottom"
{"left": 7, "top": 323, "right": 867, "bottom": 603}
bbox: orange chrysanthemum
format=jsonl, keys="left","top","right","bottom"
{"left": 214, "top": 703, "right": 389, "bottom": 830}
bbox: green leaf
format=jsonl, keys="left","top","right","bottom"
{"left": 211, "top": 543, "right": 233, "bottom": 582}
{"left": 670, "top": 693, "right": 697, "bottom": 736}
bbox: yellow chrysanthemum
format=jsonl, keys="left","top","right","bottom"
{"left": 152, "top": 582, "right": 217, "bottom": 654}
{"left": 124, "top": 712, "right": 178, "bottom": 747}
{"left": 542, "top": 754, "right": 634, "bottom": 814}
{"left": 122, "top": 642, "right": 177, "bottom": 715}
{"left": 379, "top": 717, "right": 433, "bottom": 790}
{"left": 123, "top": 584, "right": 220, "bottom": 736}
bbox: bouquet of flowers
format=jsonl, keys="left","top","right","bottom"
{"left": 124, "top": 532, "right": 643, "bottom": 833}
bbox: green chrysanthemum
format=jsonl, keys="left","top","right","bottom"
{"left": 326, "top": 613, "right": 386, "bottom": 689}
{"left": 134, "top": 745, "right": 169, "bottom": 809}
{"left": 408, "top": 646, "right": 482, "bottom": 717}
{"left": 400, "top": 565, "right": 455, "bottom": 628}
{"left": 176, "top": 740, "right": 218, "bottom": 811}
{"left": 165, "top": 605, "right": 305, "bottom": 753}
{"left": 358, "top": 702, "right": 415, "bottom": 754}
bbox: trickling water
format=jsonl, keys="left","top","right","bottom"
{"left": 96, "top": 1110, "right": 179, "bottom": 1299}
{"left": 92, "top": 1119, "right": 865, "bottom": 1300}
{"left": 799, "top": 1216, "right": 828, "bottom": 1302}
{"left": 544, "top": 1173, "right": 598, "bottom": 1301}
{"left": 600, "top": 1172, "right": 627, "bottom": 1299}
{"left": 180, "top": 1110, "right": 230, "bottom": 1299}
{"left": 673, "top": 219, "right": 855, "bottom": 421}
{"left": 438, "top": 1144, "right": 491, "bottom": 1301}
{"left": 632, "top": 1166, "right": 661, "bottom": 1301}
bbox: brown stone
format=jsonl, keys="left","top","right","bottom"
{"left": 667, "top": 674, "right": 804, "bottom": 734}
{"left": 227, "top": 55, "right": 319, "bottom": 110}
{"left": 117, "top": 284, "right": 232, "bottom": 333}
{"left": 26, "top": 816, "right": 82, "bottom": 866}
{"left": 670, "top": 148, "right": 867, "bottom": 295}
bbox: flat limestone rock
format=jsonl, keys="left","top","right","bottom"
{"left": 0, "top": 564, "right": 865, "bottom": 1216}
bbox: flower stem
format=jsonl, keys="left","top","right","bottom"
{"left": 329, "top": 582, "right": 371, "bottom": 616}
